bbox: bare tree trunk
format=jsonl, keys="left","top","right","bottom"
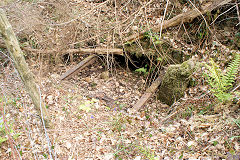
{"left": 0, "top": 9, "right": 50, "bottom": 125}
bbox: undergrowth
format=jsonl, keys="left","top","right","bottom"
{"left": 0, "top": 116, "right": 20, "bottom": 145}
{"left": 114, "top": 141, "right": 158, "bottom": 160}
{"left": 204, "top": 53, "right": 240, "bottom": 102}
{"left": 0, "top": 97, "right": 21, "bottom": 145}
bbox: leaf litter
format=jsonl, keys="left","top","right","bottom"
{"left": 1, "top": 60, "right": 236, "bottom": 159}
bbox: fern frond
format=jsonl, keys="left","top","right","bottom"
{"left": 223, "top": 53, "right": 240, "bottom": 89}
{"left": 205, "top": 59, "right": 225, "bottom": 91}
{"left": 204, "top": 53, "right": 240, "bottom": 102}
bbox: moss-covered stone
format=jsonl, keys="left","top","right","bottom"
{"left": 158, "top": 59, "right": 197, "bottom": 105}
{"left": 124, "top": 38, "right": 186, "bottom": 64}
{"left": 124, "top": 40, "right": 155, "bottom": 58}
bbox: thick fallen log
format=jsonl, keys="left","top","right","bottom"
{"left": 0, "top": 9, "right": 50, "bottom": 124}
{"left": 125, "top": 0, "right": 232, "bottom": 43}
{"left": 60, "top": 55, "right": 97, "bottom": 80}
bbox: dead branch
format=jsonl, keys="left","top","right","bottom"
{"left": 129, "top": 74, "right": 163, "bottom": 113}
{"left": 24, "top": 47, "right": 123, "bottom": 55}
{"left": 125, "top": 0, "right": 232, "bottom": 43}
{"left": 0, "top": 39, "right": 124, "bottom": 55}
{"left": 60, "top": 55, "right": 97, "bottom": 80}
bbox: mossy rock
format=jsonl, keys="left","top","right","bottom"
{"left": 158, "top": 59, "right": 197, "bottom": 105}
{"left": 124, "top": 40, "right": 186, "bottom": 64}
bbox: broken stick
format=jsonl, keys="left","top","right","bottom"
{"left": 60, "top": 55, "right": 97, "bottom": 80}
{"left": 130, "top": 75, "right": 163, "bottom": 113}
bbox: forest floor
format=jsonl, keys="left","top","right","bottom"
{"left": 1, "top": 58, "right": 239, "bottom": 159}
{"left": 0, "top": 0, "right": 239, "bottom": 159}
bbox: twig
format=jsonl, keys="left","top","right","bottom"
{"left": 125, "top": 0, "right": 232, "bottom": 43}
{"left": 210, "top": 5, "right": 235, "bottom": 25}
{"left": 231, "top": 83, "right": 240, "bottom": 92}
{"left": 161, "top": 110, "right": 180, "bottom": 123}
{"left": 159, "top": 0, "right": 169, "bottom": 38}
{"left": 50, "top": 0, "right": 111, "bottom": 26}
{"left": 236, "top": 2, "right": 240, "bottom": 24}
{"left": 37, "top": 85, "right": 54, "bottom": 159}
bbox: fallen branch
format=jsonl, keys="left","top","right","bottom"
{"left": 23, "top": 47, "right": 124, "bottom": 55}
{"left": 129, "top": 74, "right": 164, "bottom": 113}
{"left": 125, "top": 0, "right": 232, "bottom": 43}
{"left": 0, "top": 40, "right": 123, "bottom": 55}
{"left": 60, "top": 55, "right": 97, "bottom": 80}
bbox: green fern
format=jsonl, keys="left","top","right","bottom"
{"left": 204, "top": 53, "right": 240, "bottom": 102}
{"left": 222, "top": 54, "right": 240, "bottom": 88}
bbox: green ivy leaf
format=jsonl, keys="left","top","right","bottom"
{"left": 213, "top": 141, "right": 218, "bottom": 146}
{"left": 157, "top": 57, "right": 162, "bottom": 61}
{"left": 135, "top": 67, "right": 147, "bottom": 73}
